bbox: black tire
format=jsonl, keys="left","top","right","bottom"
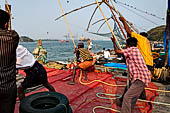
{"left": 20, "top": 91, "right": 71, "bottom": 113}
{"left": 68, "top": 105, "right": 73, "bottom": 113}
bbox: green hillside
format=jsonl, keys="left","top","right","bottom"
{"left": 147, "top": 25, "right": 166, "bottom": 41}
{"left": 20, "top": 36, "right": 34, "bottom": 42}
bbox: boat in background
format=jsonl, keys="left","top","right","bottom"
{"left": 79, "top": 36, "right": 90, "bottom": 42}
{"left": 60, "top": 40, "right": 69, "bottom": 42}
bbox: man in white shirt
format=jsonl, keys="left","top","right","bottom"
{"left": 16, "top": 45, "right": 55, "bottom": 101}
{"left": 104, "top": 49, "right": 110, "bottom": 62}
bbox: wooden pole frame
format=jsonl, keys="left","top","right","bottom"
{"left": 164, "top": 0, "right": 170, "bottom": 67}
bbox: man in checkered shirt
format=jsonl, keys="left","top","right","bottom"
{"left": 111, "top": 36, "right": 151, "bottom": 113}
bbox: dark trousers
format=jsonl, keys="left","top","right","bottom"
{"left": 121, "top": 80, "right": 145, "bottom": 113}
{"left": 120, "top": 80, "right": 146, "bottom": 103}
{"left": 0, "top": 86, "right": 17, "bottom": 113}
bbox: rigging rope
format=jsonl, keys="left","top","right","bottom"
{"left": 95, "top": 0, "right": 122, "bottom": 49}
{"left": 117, "top": 2, "right": 159, "bottom": 25}
{"left": 109, "top": 0, "right": 139, "bottom": 33}
{"left": 57, "top": 0, "right": 76, "bottom": 48}
{"left": 116, "top": 1, "right": 165, "bottom": 20}
{"left": 107, "top": 3, "right": 127, "bottom": 40}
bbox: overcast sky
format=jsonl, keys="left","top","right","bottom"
{"left": 0, "top": 0, "right": 168, "bottom": 40}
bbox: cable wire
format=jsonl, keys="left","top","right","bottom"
{"left": 116, "top": 1, "right": 165, "bottom": 20}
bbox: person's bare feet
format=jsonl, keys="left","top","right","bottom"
{"left": 84, "top": 77, "right": 88, "bottom": 81}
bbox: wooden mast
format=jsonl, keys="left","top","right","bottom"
{"left": 164, "top": 0, "right": 170, "bottom": 67}
{"left": 5, "top": 3, "right": 11, "bottom": 30}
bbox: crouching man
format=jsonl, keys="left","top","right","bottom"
{"left": 68, "top": 41, "right": 96, "bottom": 85}
{"left": 16, "top": 45, "right": 55, "bottom": 101}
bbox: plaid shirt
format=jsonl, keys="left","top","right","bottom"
{"left": 123, "top": 47, "right": 151, "bottom": 86}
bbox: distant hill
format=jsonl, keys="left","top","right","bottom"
{"left": 40, "top": 39, "right": 60, "bottom": 41}
{"left": 19, "top": 25, "right": 166, "bottom": 42}
{"left": 147, "top": 25, "right": 166, "bottom": 41}
{"left": 20, "top": 36, "right": 34, "bottom": 42}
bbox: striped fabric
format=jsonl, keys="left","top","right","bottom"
{"left": 0, "top": 29, "right": 19, "bottom": 93}
{"left": 79, "top": 48, "right": 93, "bottom": 61}
{"left": 123, "top": 47, "right": 151, "bottom": 86}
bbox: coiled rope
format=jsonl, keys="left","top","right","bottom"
{"left": 93, "top": 92, "right": 170, "bottom": 113}
{"left": 78, "top": 70, "right": 170, "bottom": 113}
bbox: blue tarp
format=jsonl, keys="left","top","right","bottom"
{"left": 104, "top": 63, "right": 127, "bottom": 70}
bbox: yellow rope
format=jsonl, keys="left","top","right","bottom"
{"left": 92, "top": 93, "right": 170, "bottom": 113}
{"left": 79, "top": 71, "right": 125, "bottom": 87}
{"left": 57, "top": 0, "right": 76, "bottom": 48}
{"left": 95, "top": 0, "right": 121, "bottom": 49}
{"left": 79, "top": 70, "right": 170, "bottom": 113}
{"left": 145, "top": 87, "right": 170, "bottom": 93}
{"left": 79, "top": 70, "right": 170, "bottom": 93}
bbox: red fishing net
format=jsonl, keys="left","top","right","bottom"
{"left": 15, "top": 67, "right": 158, "bottom": 113}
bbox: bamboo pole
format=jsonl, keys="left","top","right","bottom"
{"left": 55, "top": 2, "right": 100, "bottom": 21}
{"left": 109, "top": 0, "right": 139, "bottom": 33}
{"left": 95, "top": 0, "right": 121, "bottom": 49}
{"left": 105, "top": 2, "right": 127, "bottom": 40}
{"left": 86, "top": 2, "right": 102, "bottom": 31}
{"left": 164, "top": 0, "right": 170, "bottom": 67}
{"left": 57, "top": 0, "right": 76, "bottom": 48}
{"left": 5, "top": 4, "right": 11, "bottom": 30}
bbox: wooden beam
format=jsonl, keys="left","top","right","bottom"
{"left": 164, "top": 0, "right": 170, "bottom": 67}
{"left": 5, "top": 4, "right": 11, "bottom": 30}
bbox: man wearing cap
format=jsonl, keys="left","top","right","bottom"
{"left": 68, "top": 41, "right": 95, "bottom": 85}
{"left": 0, "top": 9, "right": 19, "bottom": 113}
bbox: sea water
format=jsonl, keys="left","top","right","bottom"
{"left": 20, "top": 40, "right": 113, "bottom": 62}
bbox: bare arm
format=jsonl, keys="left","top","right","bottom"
{"left": 89, "top": 50, "right": 96, "bottom": 65}
{"left": 111, "top": 37, "right": 123, "bottom": 54}
{"left": 119, "top": 17, "right": 132, "bottom": 36}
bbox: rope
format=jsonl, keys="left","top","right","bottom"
{"left": 79, "top": 69, "right": 170, "bottom": 93}
{"left": 92, "top": 106, "right": 120, "bottom": 113}
{"left": 79, "top": 70, "right": 170, "bottom": 113}
{"left": 105, "top": 1, "right": 127, "bottom": 40}
{"left": 57, "top": 0, "right": 76, "bottom": 48}
{"left": 116, "top": 1, "right": 165, "bottom": 20}
{"left": 96, "top": 93, "right": 170, "bottom": 106}
{"left": 78, "top": 70, "right": 125, "bottom": 87}
{"left": 110, "top": 0, "right": 139, "bottom": 33}
{"left": 145, "top": 87, "right": 170, "bottom": 93}
{"left": 117, "top": 2, "right": 159, "bottom": 25}
{"left": 96, "top": 93, "right": 121, "bottom": 100}
{"left": 108, "top": 5, "right": 127, "bottom": 40}
{"left": 93, "top": 92, "right": 170, "bottom": 113}
{"left": 95, "top": 0, "right": 122, "bottom": 49}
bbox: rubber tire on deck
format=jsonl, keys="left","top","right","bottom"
{"left": 19, "top": 91, "right": 72, "bottom": 113}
